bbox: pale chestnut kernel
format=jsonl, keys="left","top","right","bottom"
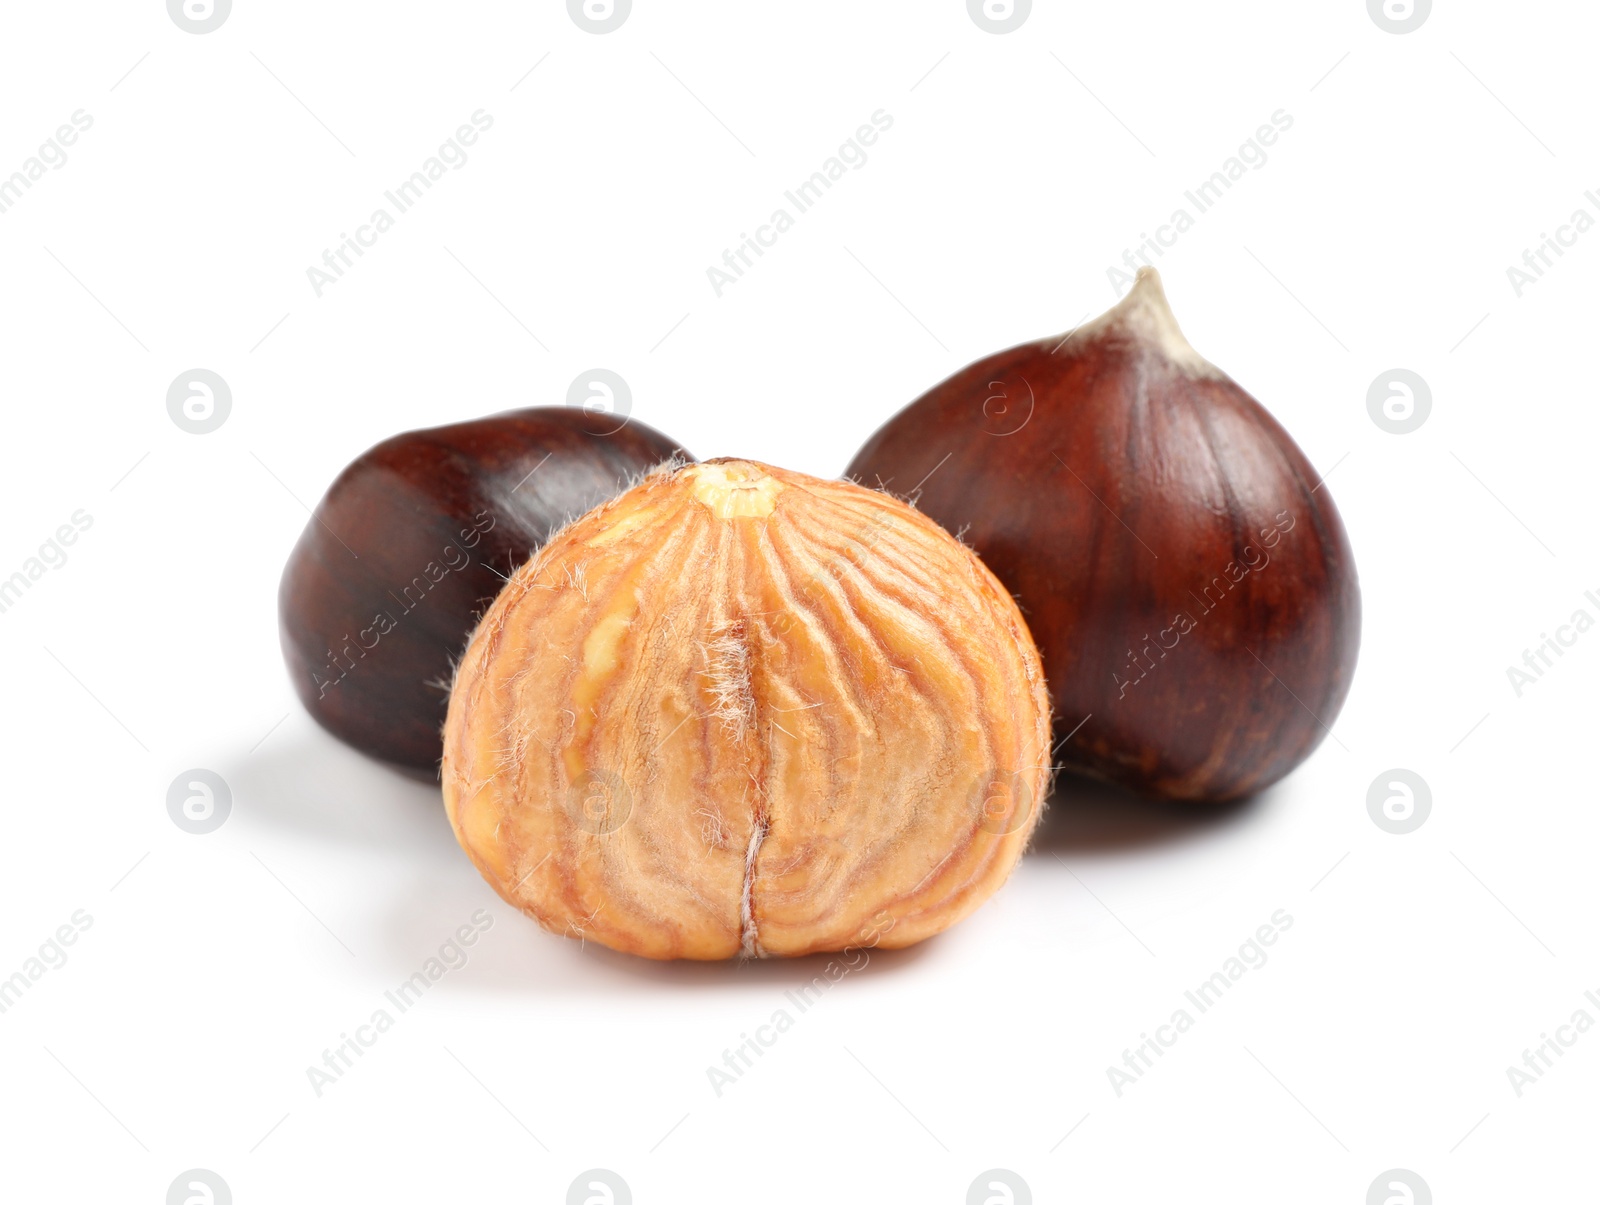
{"left": 441, "top": 458, "right": 1051, "bottom": 960}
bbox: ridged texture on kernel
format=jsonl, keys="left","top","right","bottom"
{"left": 442, "top": 459, "right": 1051, "bottom": 961}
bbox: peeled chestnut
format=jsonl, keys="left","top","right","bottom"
{"left": 847, "top": 268, "right": 1359, "bottom": 802}
{"left": 442, "top": 459, "right": 1051, "bottom": 960}
{"left": 279, "top": 407, "right": 690, "bottom": 773}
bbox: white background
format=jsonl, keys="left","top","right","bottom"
{"left": 0, "top": 2, "right": 1594, "bottom": 1201}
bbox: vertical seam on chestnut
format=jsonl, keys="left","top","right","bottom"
{"left": 738, "top": 813, "right": 768, "bottom": 959}
{"left": 711, "top": 517, "right": 769, "bottom": 960}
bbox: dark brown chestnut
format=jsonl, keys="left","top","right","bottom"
{"left": 846, "top": 268, "right": 1359, "bottom": 802}
{"left": 279, "top": 406, "right": 690, "bottom": 774}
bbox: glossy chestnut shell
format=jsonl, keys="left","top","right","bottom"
{"left": 279, "top": 407, "right": 690, "bottom": 773}
{"left": 846, "top": 269, "right": 1359, "bottom": 802}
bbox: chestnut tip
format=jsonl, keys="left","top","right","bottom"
{"left": 1062, "top": 266, "right": 1222, "bottom": 380}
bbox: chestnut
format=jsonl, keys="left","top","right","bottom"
{"left": 846, "top": 268, "right": 1359, "bottom": 802}
{"left": 278, "top": 407, "right": 690, "bottom": 774}
{"left": 442, "top": 459, "right": 1051, "bottom": 959}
